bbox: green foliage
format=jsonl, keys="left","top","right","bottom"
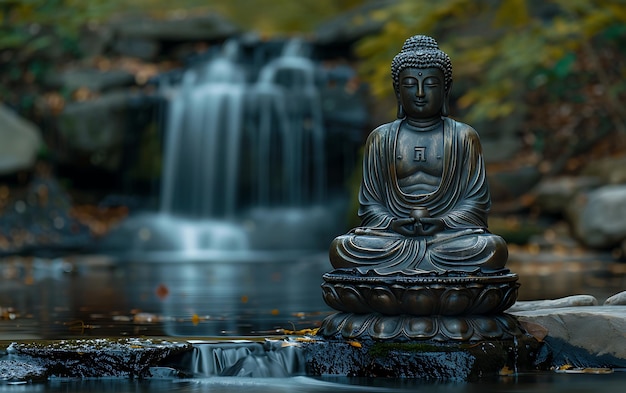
{"left": 0, "top": 0, "right": 365, "bottom": 53}
{"left": 355, "top": 0, "right": 626, "bottom": 127}
{"left": 1, "top": 0, "right": 119, "bottom": 52}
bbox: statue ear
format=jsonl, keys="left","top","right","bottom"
{"left": 441, "top": 80, "right": 453, "bottom": 117}
{"left": 397, "top": 102, "right": 405, "bottom": 118}
{"left": 395, "top": 90, "right": 405, "bottom": 118}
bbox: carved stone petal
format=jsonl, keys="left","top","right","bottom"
{"left": 471, "top": 287, "right": 503, "bottom": 314}
{"left": 367, "top": 315, "right": 404, "bottom": 340}
{"left": 404, "top": 316, "right": 438, "bottom": 339}
{"left": 440, "top": 288, "right": 472, "bottom": 315}
{"left": 369, "top": 286, "right": 400, "bottom": 315}
{"left": 402, "top": 287, "right": 436, "bottom": 315}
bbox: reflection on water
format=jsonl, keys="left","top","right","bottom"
{"left": 1, "top": 373, "right": 626, "bottom": 392}
{"left": 0, "top": 253, "right": 625, "bottom": 339}
{"left": 0, "top": 253, "right": 332, "bottom": 340}
{"left": 0, "top": 253, "right": 626, "bottom": 340}
{"left": 1, "top": 253, "right": 626, "bottom": 391}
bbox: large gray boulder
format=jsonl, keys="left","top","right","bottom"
{"left": 56, "top": 92, "right": 129, "bottom": 172}
{"left": 580, "top": 155, "right": 626, "bottom": 185}
{"left": 512, "top": 306, "right": 626, "bottom": 368}
{"left": 488, "top": 165, "right": 542, "bottom": 202}
{"left": 531, "top": 176, "right": 603, "bottom": 215}
{"left": 110, "top": 14, "right": 240, "bottom": 43}
{"left": 0, "top": 105, "right": 44, "bottom": 175}
{"left": 604, "top": 290, "right": 626, "bottom": 306}
{"left": 567, "top": 185, "right": 626, "bottom": 248}
{"left": 46, "top": 68, "right": 135, "bottom": 93}
{"left": 508, "top": 295, "right": 598, "bottom": 312}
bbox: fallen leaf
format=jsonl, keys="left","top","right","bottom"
{"left": 155, "top": 284, "right": 169, "bottom": 300}
{"left": 283, "top": 328, "right": 319, "bottom": 336}
{"left": 499, "top": 366, "right": 515, "bottom": 376}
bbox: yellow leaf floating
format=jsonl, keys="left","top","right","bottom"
{"left": 555, "top": 365, "right": 613, "bottom": 374}
{"left": 499, "top": 366, "right": 515, "bottom": 376}
{"left": 348, "top": 341, "right": 362, "bottom": 348}
{"left": 555, "top": 364, "right": 573, "bottom": 371}
{"left": 191, "top": 314, "right": 200, "bottom": 326}
{"left": 283, "top": 328, "right": 319, "bottom": 336}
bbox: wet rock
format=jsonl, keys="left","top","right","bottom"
{"left": 531, "top": 176, "right": 603, "bottom": 215}
{"left": 112, "top": 38, "right": 161, "bottom": 61}
{"left": 580, "top": 155, "right": 626, "bottom": 185}
{"left": 0, "top": 360, "right": 47, "bottom": 383}
{"left": 508, "top": 295, "right": 598, "bottom": 313}
{"left": 0, "top": 175, "right": 93, "bottom": 256}
{"left": 110, "top": 14, "right": 240, "bottom": 44}
{"left": 7, "top": 338, "right": 192, "bottom": 378}
{"left": 78, "top": 24, "right": 114, "bottom": 57}
{"left": 46, "top": 68, "right": 136, "bottom": 93}
{"left": 0, "top": 104, "right": 44, "bottom": 175}
{"left": 303, "top": 337, "right": 539, "bottom": 380}
{"left": 488, "top": 165, "right": 542, "bottom": 202}
{"left": 56, "top": 91, "right": 129, "bottom": 172}
{"left": 604, "top": 290, "right": 626, "bottom": 306}
{"left": 482, "top": 135, "right": 521, "bottom": 164}
{"left": 511, "top": 305, "right": 626, "bottom": 368}
{"left": 567, "top": 185, "right": 626, "bottom": 248}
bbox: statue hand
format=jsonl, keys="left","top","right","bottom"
{"left": 390, "top": 217, "right": 417, "bottom": 236}
{"left": 416, "top": 217, "right": 445, "bottom": 236}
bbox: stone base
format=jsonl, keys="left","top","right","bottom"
{"left": 303, "top": 332, "right": 540, "bottom": 380}
{"left": 318, "top": 312, "right": 525, "bottom": 342}
{"left": 322, "top": 270, "right": 519, "bottom": 316}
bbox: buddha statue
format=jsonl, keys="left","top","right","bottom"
{"left": 329, "top": 35, "right": 508, "bottom": 276}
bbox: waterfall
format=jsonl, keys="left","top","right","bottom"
{"left": 160, "top": 41, "right": 246, "bottom": 218}
{"left": 159, "top": 38, "right": 327, "bottom": 218}
{"left": 103, "top": 38, "right": 354, "bottom": 256}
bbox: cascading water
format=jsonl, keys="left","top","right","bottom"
{"left": 103, "top": 38, "right": 351, "bottom": 257}
{"left": 249, "top": 39, "right": 326, "bottom": 206}
{"left": 103, "top": 37, "right": 362, "bottom": 338}
{"left": 160, "top": 40, "right": 246, "bottom": 219}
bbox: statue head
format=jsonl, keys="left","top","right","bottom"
{"left": 391, "top": 35, "right": 453, "bottom": 118}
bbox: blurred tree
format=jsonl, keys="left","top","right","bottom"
{"left": 0, "top": 0, "right": 366, "bottom": 53}
{"left": 356, "top": 0, "right": 626, "bottom": 174}
{"left": 0, "top": 0, "right": 365, "bottom": 109}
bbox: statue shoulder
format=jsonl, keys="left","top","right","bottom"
{"left": 448, "top": 118, "right": 481, "bottom": 142}
{"left": 366, "top": 121, "right": 396, "bottom": 143}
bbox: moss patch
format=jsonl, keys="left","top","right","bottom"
{"left": 369, "top": 342, "right": 458, "bottom": 358}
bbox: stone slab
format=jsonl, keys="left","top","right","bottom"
{"left": 511, "top": 305, "right": 626, "bottom": 368}
{"left": 302, "top": 335, "right": 539, "bottom": 380}
{"left": 6, "top": 338, "right": 192, "bottom": 379}
{"left": 508, "top": 295, "right": 598, "bottom": 312}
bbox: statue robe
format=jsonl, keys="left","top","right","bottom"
{"left": 330, "top": 117, "right": 508, "bottom": 275}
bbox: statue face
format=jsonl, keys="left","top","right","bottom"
{"left": 398, "top": 67, "right": 445, "bottom": 119}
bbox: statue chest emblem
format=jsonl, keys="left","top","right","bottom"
{"left": 395, "top": 126, "right": 444, "bottom": 181}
